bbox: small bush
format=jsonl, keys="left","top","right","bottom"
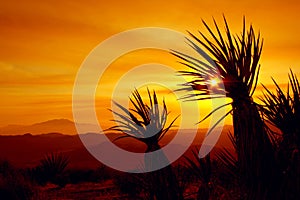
{"left": 113, "top": 171, "right": 145, "bottom": 199}
{"left": 32, "top": 152, "right": 69, "bottom": 187}
{"left": 0, "top": 160, "right": 35, "bottom": 200}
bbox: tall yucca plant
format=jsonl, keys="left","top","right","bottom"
{"left": 107, "top": 88, "right": 182, "bottom": 200}
{"left": 260, "top": 70, "right": 300, "bottom": 199}
{"left": 173, "top": 16, "right": 275, "bottom": 198}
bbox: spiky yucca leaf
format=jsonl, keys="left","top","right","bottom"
{"left": 173, "top": 16, "right": 262, "bottom": 102}
{"left": 260, "top": 70, "right": 300, "bottom": 141}
{"left": 108, "top": 88, "right": 179, "bottom": 148}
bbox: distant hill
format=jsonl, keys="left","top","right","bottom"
{"left": 0, "top": 125, "right": 234, "bottom": 169}
{"left": 0, "top": 132, "right": 100, "bottom": 169}
{"left": 0, "top": 119, "right": 99, "bottom": 135}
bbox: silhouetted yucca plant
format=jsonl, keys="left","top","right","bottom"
{"left": 35, "top": 152, "right": 69, "bottom": 186}
{"left": 40, "top": 152, "right": 69, "bottom": 176}
{"left": 107, "top": 88, "right": 182, "bottom": 200}
{"left": 109, "top": 88, "right": 178, "bottom": 152}
{"left": 173, "top": 16, "right": 276, "bottom": 198}
{"left": 260, "top": 70, "right": 300, "bottom": 199}
{"left": 261, "top": 70, "right": 300, "bottom": 148}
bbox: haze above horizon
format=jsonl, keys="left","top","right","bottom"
{"left": 0, "top": 0, "right": 299, "bottom": 127}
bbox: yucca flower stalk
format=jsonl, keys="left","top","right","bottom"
{"left": 260, "top": 70, "right": 300, "bottom": 199}
{"left": 173, "top": 17, "right": 276, "bottom": 198}
{"left": 107, "top": 88, "right": 182, "bottom": 200}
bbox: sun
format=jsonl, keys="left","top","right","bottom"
{"left": 209, "top": 78, "right": 220, "bottom": 87}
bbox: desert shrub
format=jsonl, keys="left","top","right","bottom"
{"left": 67, "top": 169, "right": 96, "bottom": 184}
{"left": 93, "top": 165, "right": 111, "bottom": 181}
{"left": 172, "top": 164, "right": 190, "bottom": 195}
{"left": 67, "top": 165, "right": 110, "bottom": 184}
{"left": 32, "top": 152, "right": 69, "bottom": 187}
{"left": 113, "top": 171, "right": 146, "bottom": 199}
{"left": 113, "top": 167, "right": 187, "bottom": 200}
{"left": 0, "top": 159, "right": 35, "bottom": 200}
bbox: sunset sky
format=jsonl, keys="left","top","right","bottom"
{"left": 0, "top": 0, "right": 300, "bottom": 129}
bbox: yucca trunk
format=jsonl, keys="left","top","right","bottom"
{"left": 145, "top": 142, "right": 183, "bottom": 200}
{"left": 232, "top": 98, "right": 276, "bottom": 198}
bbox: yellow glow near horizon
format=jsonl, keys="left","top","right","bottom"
{"left": 0, "top": 0, "right": 299, "bottom": 127}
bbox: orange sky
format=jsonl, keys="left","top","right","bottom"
{"left": 0, "top": 0, "right": 300, "bottom": 128}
